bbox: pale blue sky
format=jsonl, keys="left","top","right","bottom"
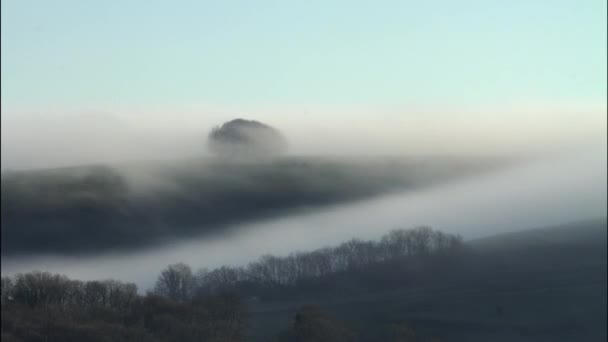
{"left": 1, "top": 0, "right": 606, "bottom": 109}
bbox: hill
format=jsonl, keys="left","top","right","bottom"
{"left": 1, "top": 220, "right": 605, "bottom": 341}
{"left": 468, "top": 218, "right": 607, "bottom": 251}
{"left": 1, "top": 156, "right": 502, "bottom": 256}
{"left": 246, "top": 219, "right": 607, "bottom": 341}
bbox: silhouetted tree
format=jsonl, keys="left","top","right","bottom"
{"left": 1, "top": 277, "right": 13, "bottom": 306}
{"left": 154, "top": 263, "right": 195, "bottom": 302}
{"left": 208, "top": 118, "right": 288, "bottom": 158}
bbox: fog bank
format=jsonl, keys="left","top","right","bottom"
{"left": 2, "top": 104, "right": 605, "bottom": 170}
{"left": 2, "top": 146, "right": 604, "bottom": 290}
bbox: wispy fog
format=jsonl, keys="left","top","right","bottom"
{"left": 1, "top": 104, "right": 605, "bottom": 170}
{"left": 2, "top": 145, "right": 604, "bottom": 290}
{"left": 2, "top": 103, "right": 605, "bottom": 289}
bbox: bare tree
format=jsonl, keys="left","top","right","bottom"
{"left": 12, "top": 272, "right": 69, "bottom": 308}
{"left": 154, "top": 263, "right": 194, "bottom": 301}
{"left": 1, "top": 276, "right": 13, "bottom": 306}
{"left": 84, "top": 280, "right": 108, "bottom": 307}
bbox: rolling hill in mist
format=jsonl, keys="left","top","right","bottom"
{"left": 245, "top": 219, "right": 607, "bottom": 342}
{"left": 2, "top": 219, "right": 604, "bottom": 342}
{"left": 1, "top": 156, "right": 505, "bottom": 257}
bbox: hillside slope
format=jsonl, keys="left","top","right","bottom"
{"left": 247, "top": 219, "right": 607, "bottom": 341}
{"left": 1, "top": 156, "right": 502, "bottom": 256}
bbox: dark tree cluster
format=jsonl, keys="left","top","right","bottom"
{"left": 2, "top": 157, "right": 492, "bottom": 257}
{"left": 0, "top": 227, "right": 464, "bottom": 341}
{"left": 208, "top": 118, "right": 288, "bottom": 157}
{"left": 154, "top": 227, "right": 464, "bottom": 301}
{"left": 1, "top": 272, "right": 246, "bottom": 342}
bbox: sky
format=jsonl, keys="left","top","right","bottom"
{"left": 1, "top": 0, "right": 606, "bottom": 169}
{"left": 2, "top": 0, "right": 606, "bottom": 108}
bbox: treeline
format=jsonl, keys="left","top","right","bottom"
{"left": 1, "top": 227, "right": 463, "bottom": 341}
{"left": 2, "top": 158, "right": 492, "bottom": 256}
{"left": 154, "top": 227, "right": 464, "bottom": 300}
{"left": 1, "top": 272, "right": 246, "bottom": 341}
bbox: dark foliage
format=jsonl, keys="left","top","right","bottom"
{"left": 1, "top": 223, "right": 606, "bottom": 342}
{"left": 208, "top": 118, "right": 288, "bottom": 157}
{"left": 0, "top": 227, "right": 462, "bottom": 341}
{"left": 1, "top": 158, "right": 498, "bottom": 256}
{"left": 138, "top": 227, "right": 464, "bottom": 303}
{"left": 189, "top": 227, "right": 465, "bottom": 300}
{"left": 1, "top": 273, "right": 247, "bottom": 342}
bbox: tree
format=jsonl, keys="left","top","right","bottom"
{"left": 1, "top": 277, "right": 13, "bottom": 305}
{"left": 84, "top": 280, "right": 108, "bottom": 307}
{"left": 105, "top": 279, "right": 138, "bottom": 313}
{"left": 207, "top": 119, "right": 288, "bottom": 158}
{"left": 389, "top": 322, "right": 417, "bottom": 342}
{"left": 154, "top": 263, "right": 194, "bottom": 301}
{"left": 411, "top": 226, "right": 433, "bottom": 255}
{"left": 12, "top": 272, "right": 69, "bottom": 308}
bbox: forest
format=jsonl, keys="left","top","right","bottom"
{"left": 1, "top": 227, "right": 463, "bottom": 341}
{"left": 0, "top": 158, "right": 498, "bottom": 256}
{"left": 2, "top": 221, "right": 606, "bottom": 341}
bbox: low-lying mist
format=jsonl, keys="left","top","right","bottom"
{"left": 2, "top": 104, "right": 605, "bottom": 170}
{"left": 2, "top": 146, "right": 605, "bottom": 290}
{"left": 1, "top": 104, "right": 606, "bottom": 291}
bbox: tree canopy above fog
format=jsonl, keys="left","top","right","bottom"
{"left": 207, "top": 119, "right": 288, "bottom": 158}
